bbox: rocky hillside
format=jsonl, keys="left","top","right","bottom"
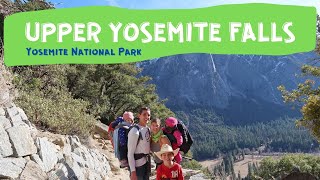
{"left": 0, "top": 41, "right": 203, "bottom": 180}
{"left": 0, "top": 102, "right": 207, "bottom": 180}
{"left": 0, "top": 102, "right": 130, "bottom": 179}
{"left": 139, "top": 53, "right": 317, "bottom": 124}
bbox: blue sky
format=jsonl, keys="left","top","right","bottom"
{"left": 50, "top": 0, "right": 319, "bottom": 13}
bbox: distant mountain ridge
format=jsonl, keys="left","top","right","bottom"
{"left": 139, "top": 52, "right": 318, "bottom": 125}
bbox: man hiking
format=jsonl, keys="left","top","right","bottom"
{"left": 128, "top": 107, "right": 151, "bottom": 180}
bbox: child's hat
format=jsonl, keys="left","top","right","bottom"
{"left": 155, "top": 144, "right": 180, "bottom": 160}
{"left": 123, "top": 111, "right": 134, "bottom": 120}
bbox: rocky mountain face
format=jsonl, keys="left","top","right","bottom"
{"left": 0, "top": 102, "right": 205, "bottom": 180}
{"left": 0, "top": 103, "right": 131, "bottom": 180}
{"left": 139, "top": 52, "right": 317, "bottom": 124}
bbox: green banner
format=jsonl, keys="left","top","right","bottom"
{"left": 4, "top": 3, "right": 317, "bottom": 66}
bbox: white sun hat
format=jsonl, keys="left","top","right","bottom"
{"left": 155, "top": 144, "right": 180, "bottom": 160}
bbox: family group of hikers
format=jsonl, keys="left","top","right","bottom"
{"left": 108, "top": 107, "right": 193, "bottom": 180}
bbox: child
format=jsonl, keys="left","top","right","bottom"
{"left": 150, "top": 118, "right": 171, "bottom": 169}
{"left": 111, "top": 111, "right": 134, "bottom": 168}
{"left": 163, "top": 117, "right": 183, "bottom": 164}
{"left": 155, "top": 144, "right": 184, "bottom": 180}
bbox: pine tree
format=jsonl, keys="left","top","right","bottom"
{"left": 238, "top": 171, "right": 241, "bottom": 180}
{"left": 247, "top": 163, "right": 252, "bottom": 180}
{"left": 278, "top": 29, "right": 320, "bottom": 140}
{"left": 252, "top": 162, "right": 257, "bottom": 174}
{"left": 231, "top": 171, "right": 237, "bottom": 180}
{"left": 242, "top": 150, "right": 245, "bottom": 160}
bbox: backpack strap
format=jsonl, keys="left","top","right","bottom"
{"left": 131, "top": 124, "right": 150, "bottom": 142}
{"left": 163, "top": 126, "right": 178, "bottom": 143}
{"left": 129, "top": 125, "right": 151, "bottom": 161}
{"left": 129, "top": 124, "right": 143, "bottom": 147}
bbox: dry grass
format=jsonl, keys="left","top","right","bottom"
{"left": 199, "top": 155, "right": 282, "bottom": 179}
{"left": 0, "top": 0, "right": 17, "bottom": 15}
{"left": 0, "top": 43, "right": 15, "bottom": 106}
{"left": 199, "top": 158, "right": 223, "bottom": 169}
{"left": 0, "top": 0, "right": 17, "bottom": 107}
{"left": 233, "top": 155, "right": 265, "bottom": 178}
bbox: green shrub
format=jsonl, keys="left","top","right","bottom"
{"left": 16, "top": 89, "right": 95, "bottom": 137}
{"left": 256, "top": 154, "right": 320, "bottom": 179}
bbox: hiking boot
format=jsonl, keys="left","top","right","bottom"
{"left": 120, "top": 160, "right": 129, "bottom": 168}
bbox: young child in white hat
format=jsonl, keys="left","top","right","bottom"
{"left": 155, "top": 144, "right": 184, "bottom": 180}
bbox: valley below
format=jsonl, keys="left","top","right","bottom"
{"left": 200, "top": 152, "right": 320, "bottom": 178}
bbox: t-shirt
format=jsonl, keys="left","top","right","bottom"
{"left": 156, "top": 162, "right": 184, "bottom": 180}
{"left": 127, "top": 124, "right": 151, "bottom": 172}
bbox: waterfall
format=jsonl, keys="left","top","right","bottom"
{"left": 209, "top": 53, "right": 217, "bottom": 73}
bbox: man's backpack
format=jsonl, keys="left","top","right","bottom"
{"left": 114, "top": 124, "right": 147, "bottom": 151}
{"left": 164, "top": 120, "right": 193, "bottom": 154}
{"left": 112, "top": 122, "right": 133, "bottom": 160}
{"left": 108, "top": 117, "right": 127, "bottom": 148}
